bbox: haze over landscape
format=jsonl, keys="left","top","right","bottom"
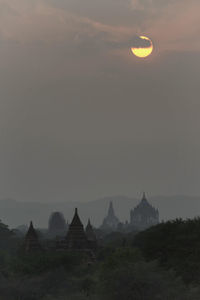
{"left": 1, "top": 195, "right": 200, "bottom": 228}
{"left": 0, "top": 0, "right": 200, "bottom": 213}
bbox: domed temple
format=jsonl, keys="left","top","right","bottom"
{"left": 130, "top": 193, "right": 159, "bottom": 230}
{"left": 48, "top": 211, "right": 68, "bottom": 237}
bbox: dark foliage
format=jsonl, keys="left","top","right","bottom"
{"left": 11, "top": 251, "right": 86, "bottom": 275}
{"left": 1, "top": 218, "right": 200, "bottom": 299}
{"left": 133, "top": 218, "right": 200, "bottom": 283}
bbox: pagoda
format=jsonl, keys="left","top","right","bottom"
{"left": 65, "top": 208, "right": 88, "bottom": 250}
{"left": 24, "top": 221, "right": 42, "bottom": 252}
{"left": 85, "top": 219, "right": 97, "bottom": 249}
{"left": 101, "top": 201, "right": 120, "bottom": 231}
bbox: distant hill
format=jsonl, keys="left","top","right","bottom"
{"left": 0, "top": 195, "right": 200, "bottom": 228}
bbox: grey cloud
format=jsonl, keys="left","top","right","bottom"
{"left": 72, "top": 33, "right": 152, "bottom": 55}
{"left": 127, "top": 35, "right": 152, "bottom": 48}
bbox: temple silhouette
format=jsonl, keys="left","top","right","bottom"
{"left": 23, "top": 221, "right": 42, "bottom": 252}
{"left": 57, "top": 208, "right": 97, "bottom": 253}
{"left": 130, "top": 193, "right": 159, "bottom": 230}
{"left": 48, "top": 211, "right": 68, "bottom": 237}
{"left": 66, "top": 208, "right": 93, "bottom": 250}
{"left": 23, "top": 194, "right": 159, "bottom": 253}
{"left": 101, "top": 201, "right": 120, "bottom": 231}
{"left": 100, "top": 193, "right": 159, "bottom": 232}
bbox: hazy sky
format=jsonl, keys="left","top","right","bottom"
{"left": 0, "top": 0, "right": 200, "bottom": 202}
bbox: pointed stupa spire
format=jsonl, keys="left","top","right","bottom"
{"left": 85, "top": 219, "right": 97, "bottom": 243}
{"left": 24, "top": 221, "right": 42, "bottom": 252}
{"left": 71, "top": 208, "right": 83, "bottom": 226}
{"left": 87, "top": 218, "right": 91, "bottom": 228}
{"left": 86, "top": 218, "right": 93, "bottom": 233}
{"left": 26, "top": 221, "right": 38, "bottom": 239}
{"left": 108, "top": 201, "right": 115, "bottom": 217}
{"left": 101, "top": 201, "right": 120, "bottom": 230}
{"left": 65, "top": 208, "right": 88, "bottom": 249}
{"left": 141, "top": 192, "right": 147, "bottom": 202}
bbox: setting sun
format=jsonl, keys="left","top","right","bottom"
{"left": 131, "top": 36, "right": 153, "bottom": 58}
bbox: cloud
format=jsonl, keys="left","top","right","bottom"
{"left": 130, "top": 36, "right": 151, "bottom": 48}
{"left": 0, "top": 0, "right": 199, "bottom": 55}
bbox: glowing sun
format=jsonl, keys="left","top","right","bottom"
{"left": 131, "top": 36, "right": 153, "bottom": 58}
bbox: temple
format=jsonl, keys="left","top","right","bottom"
{"left": 101, "top": 201, "right": 120, "bottom": 231}
{"left": 22, "top": 194, "right": 159, "bottom": 254}
{"left": 48, "top": 211, "right": 68, "bottom": 237}
{"left": 23, "top": 221, "right": 42, "bottom": 252}
{"left": 85, "top": 219, "right": 97, "bottom": 250}
{"left": 130, "top": 193, "right": 159, "bottom": 230}
{"left": 65, "top": 208, "right": 88, "bottom": 249}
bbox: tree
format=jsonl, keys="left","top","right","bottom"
{"left": 133, "top": 218, "right": 200, "bottom": 283}
{"left": 0, "top": 220, "right": 13, "bottom": 239}
{"left": 100, "top": 259, "right": 188, "bottom": 300}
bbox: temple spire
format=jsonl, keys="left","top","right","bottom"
{"left": 24, "top": 221, "right": 42, "bottom": 252}
{"left": 65, "top": 208, "right": 88, "bottom": 249}
{"left": 85, "top": 219, "right": 97, "bottom": 249}
{"left": 142, "top": 192, "right": 147, "bottom": 202}
{"left": 71, "top": 208, "right": 83, "bottom": 226}
{"left": 26, "top": 221, "right": 37, "bottom": 239}
{"left": 101, "top": 201, "right": 120, "bottom": 231}
{"left": 108, "top": 201, "right": 115, "bottom": 217}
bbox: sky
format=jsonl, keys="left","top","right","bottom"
{"left": 0, "top": 0, "right": 200, "bottom": 202}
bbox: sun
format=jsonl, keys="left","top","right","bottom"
{"left": 131, "top": 36, "right": 153, "bottom": 58}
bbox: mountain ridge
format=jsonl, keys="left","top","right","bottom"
{"left": 0, "top": 195, "right": 200, "bottom": 228}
